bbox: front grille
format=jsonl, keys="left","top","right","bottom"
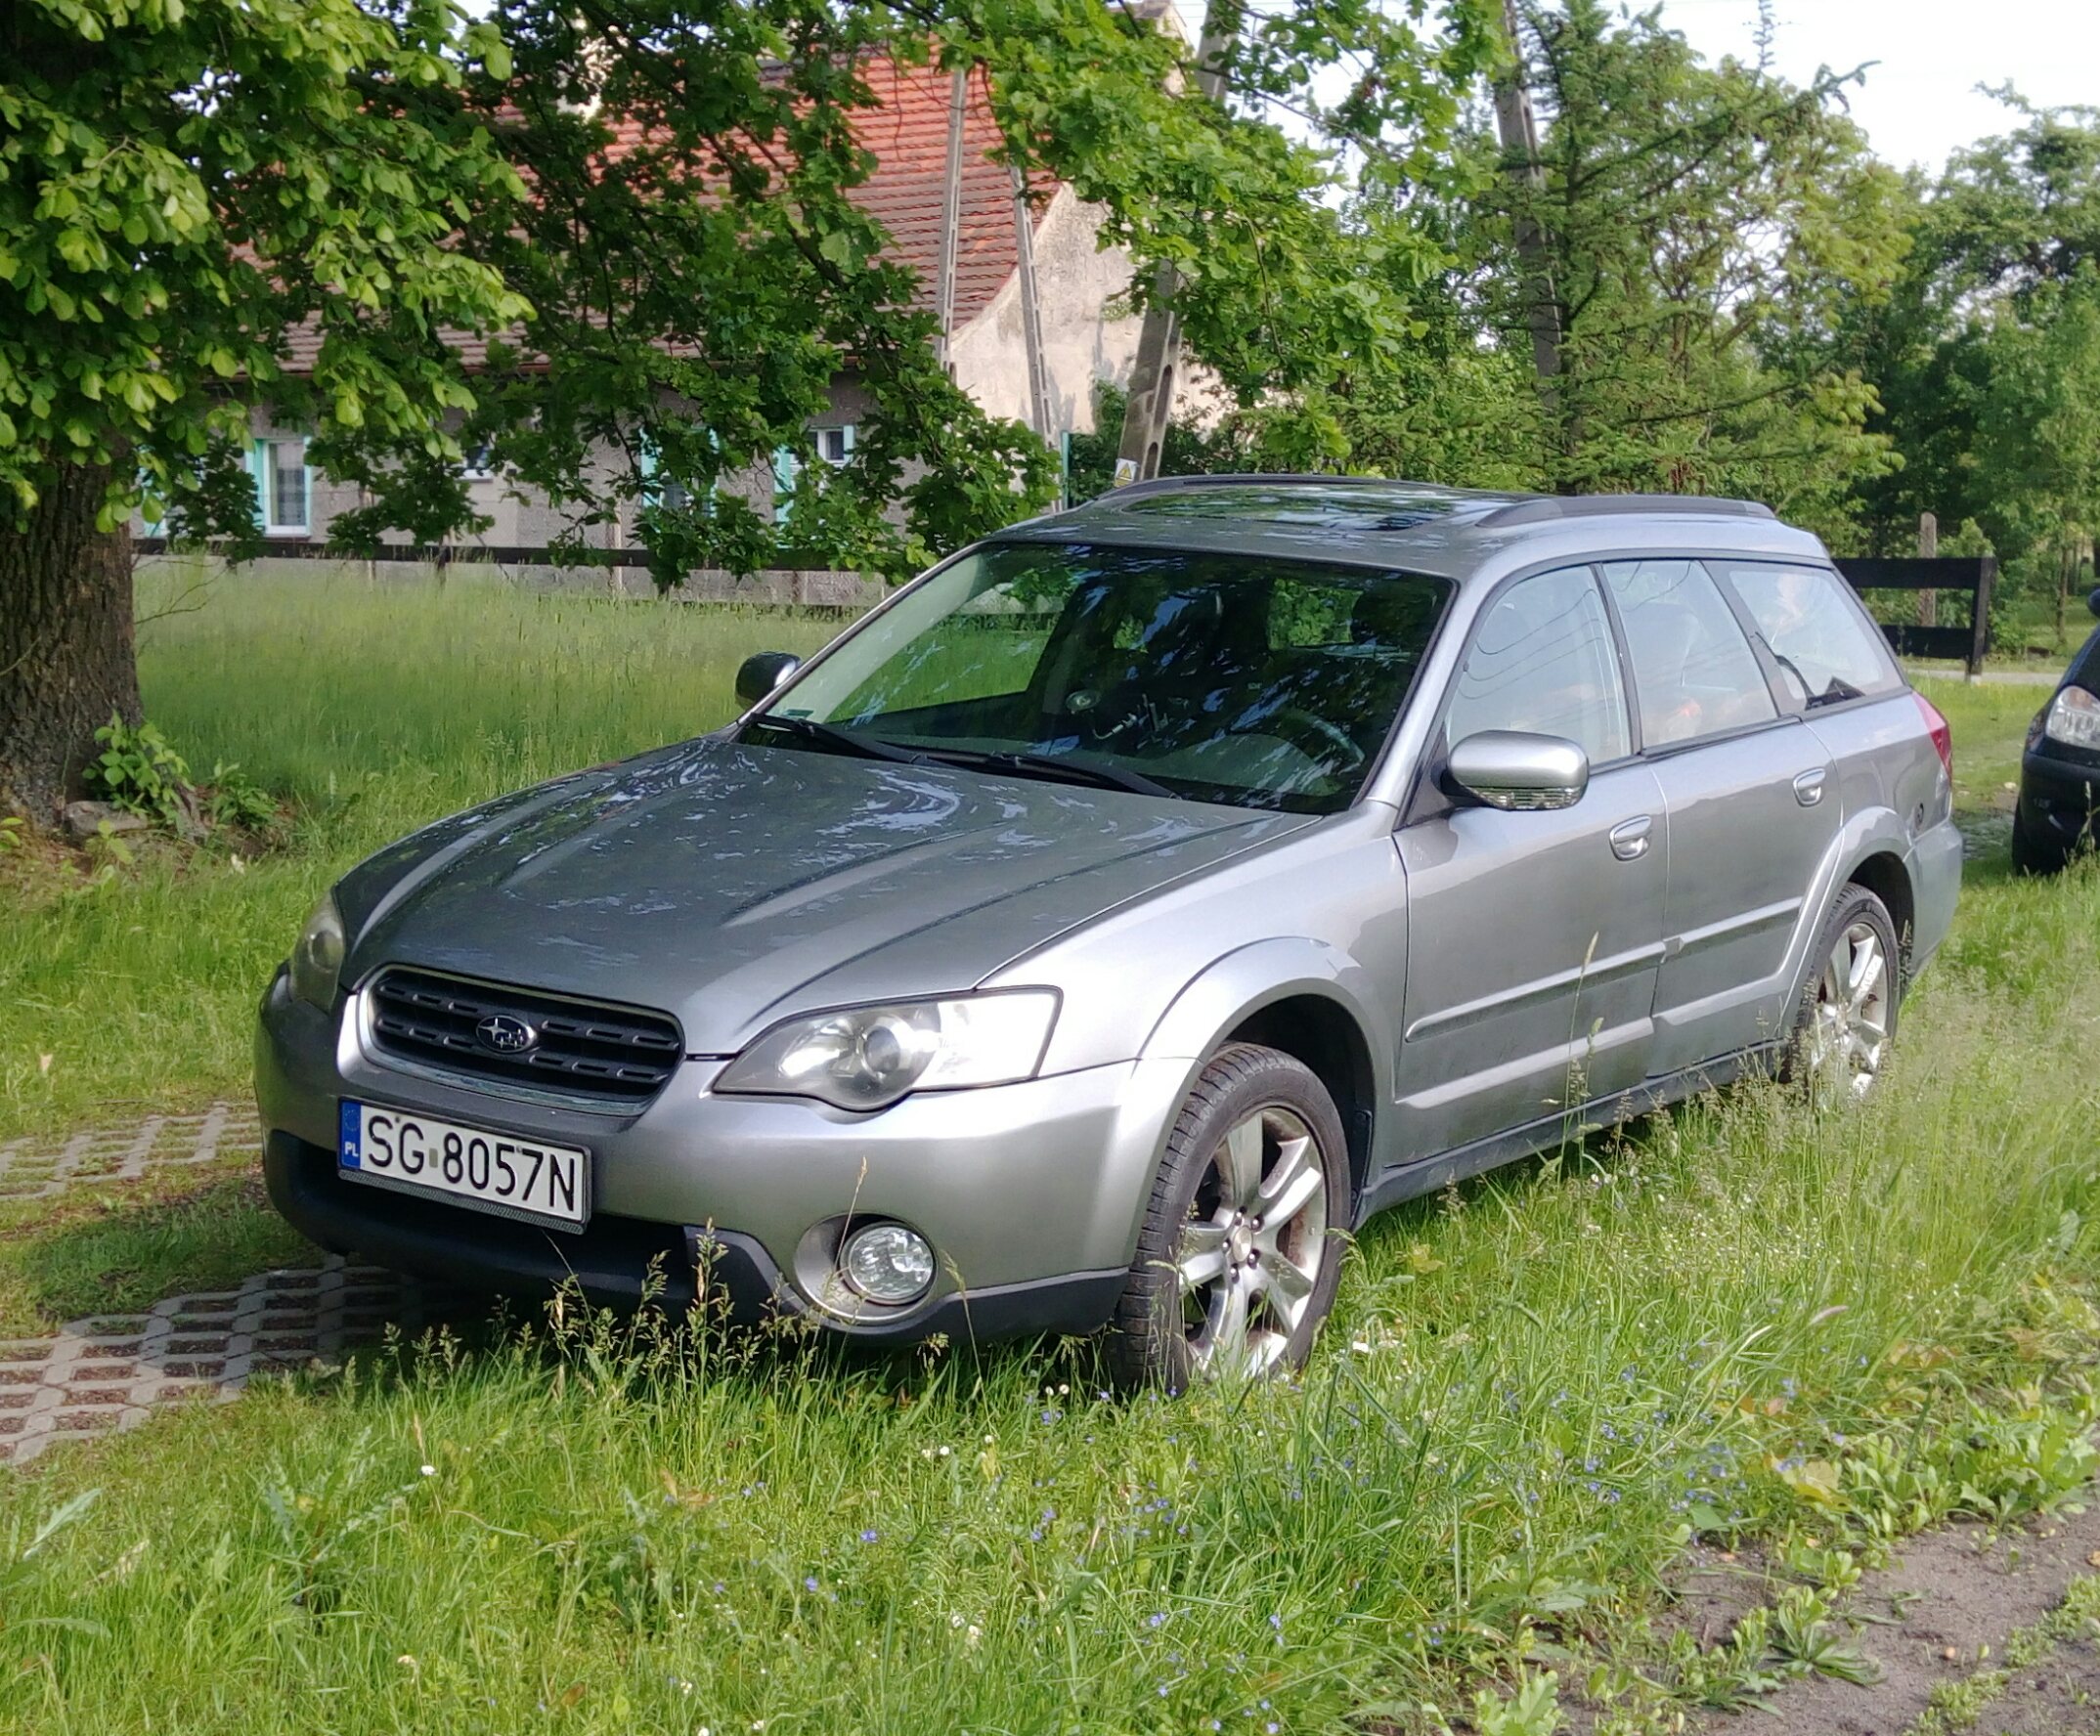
{"left": 366, "top": 968, "right": 683, "bottom": 1105}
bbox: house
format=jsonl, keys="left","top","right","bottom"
{"left": 214, "top": 50, "right": 1159, "bottom": 596}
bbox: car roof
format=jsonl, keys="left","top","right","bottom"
{"left": 996, "top": 475, "right": 1831, "bottom": 581}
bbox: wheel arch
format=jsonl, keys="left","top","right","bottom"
{"left": 1137, "top": 941, "right": 1392, "bottom": 1211}
{"left": 1844, "top": 847, "right": 1915, "bottom": 974}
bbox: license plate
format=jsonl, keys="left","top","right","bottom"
{"left": 338, "top": 1101, "right": 589, "bottom": 1231}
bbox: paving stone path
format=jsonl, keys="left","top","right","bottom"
{"left": 0, "top": 1103, "right": 263, "bottom": 1200}
{"left": 0, "top": 1258, "right": 459, "bottom": 1467}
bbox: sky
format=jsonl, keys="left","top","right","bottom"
{"left": 1649, "top": 0, "right": 2100, "bottom": 175}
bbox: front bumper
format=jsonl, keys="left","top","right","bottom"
{"left": 2017, "top": 745, "right": 2100, "bottom": 850}
{"left": 256, "top": 969, "right": 1183, "bottom": 1343}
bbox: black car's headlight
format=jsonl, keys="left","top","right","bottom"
{"left": 2043, "top": 686, "right": 2100, "bottom": 751}
{"left": 714, "top": 991, "right": 1059, "bottom": 1111}
{"left": 289, "top": 891, "right": 347, "bottom": 1011}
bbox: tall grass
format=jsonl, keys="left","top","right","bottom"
{"left": 0, "top": 567, "right": 843, "bottom": 1134}
{"left": 1, "top": 866, "right": 2096, "bottom": 1732}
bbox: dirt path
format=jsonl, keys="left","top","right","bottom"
{"left": 1684, "top": 1501, "right": 2100, "bottom": 1735}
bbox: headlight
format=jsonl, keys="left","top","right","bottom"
{"left": 289, "top": 891, "right": 347, "bottom": 1011}
{"left": 2044, "top": 685, "right": 2100, "bottom": 751}
{"left": 714, "top": 991, "right": 1059, "bottom": 1110}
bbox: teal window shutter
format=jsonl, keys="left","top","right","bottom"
{"left": 771, "top": 445, "right": 799, "bottom": 524}
{"left": 840, "top": 423, "right": 855, "bottom": 456}
{"left": 636, "top": 436, "right": 659, "bottom": 504}
{"left": 295, "top": 441, "right": 310, "bottom": 532}
{"left": 245, "top": 439, "right": 268, "bottom": 527}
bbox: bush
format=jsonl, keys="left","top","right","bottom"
{"left": 84, "top": 714, "right": 194, "bottom": 829}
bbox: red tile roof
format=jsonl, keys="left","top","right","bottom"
{"left": 846, "top": 57, "right": 1030, "bottom": 324}
{"left": 278, "top": 55, "right": 1039, "bottom": 375}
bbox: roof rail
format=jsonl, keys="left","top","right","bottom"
{"left": 1475, "top": 493, "right": 1775, "bottom": 529}
{"left": 1099, "top": 472, "right": 1402, "bottom": 502}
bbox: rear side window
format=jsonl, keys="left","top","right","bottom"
{"left": 1600, "top": 560, "right": 1777, "bottom": 748}
{"left": 1715, "top": 560, "right": 1903, "bottom": 709}
{"left": 1445, "top": 565, "right": 1632, "bottom": 764}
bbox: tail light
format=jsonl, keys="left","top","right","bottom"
{"left": 1914, "top": 691, "right": 1952, "bottom": 776}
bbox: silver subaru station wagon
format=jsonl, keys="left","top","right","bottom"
{"left": 257, "top": 478, "right": 1961, "bottom": 1386}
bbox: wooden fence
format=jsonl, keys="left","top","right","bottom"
{"left": 1833, "top": 556, "right": 1997, "bottom": 676}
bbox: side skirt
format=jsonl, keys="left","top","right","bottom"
{"left": 1353, "top": 1040, "right": 1787, "bottom": 1226}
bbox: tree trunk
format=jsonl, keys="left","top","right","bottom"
{"left": 0, "top": 459, "right": 141, "bottom": 823}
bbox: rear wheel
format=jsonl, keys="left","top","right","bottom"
{"left": 1782, "top": 884, "right": 1900, "bottom": 1102}
{"left": 1106, "top": 1044, "right": 1348, "bottom": 1392}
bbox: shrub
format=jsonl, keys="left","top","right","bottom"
{"left": 84, "top": 713, "right": 194, "bottom": 829}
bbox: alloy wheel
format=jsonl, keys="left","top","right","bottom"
{"left": 1807, "top": 919, "right": 1890, "bottom": 1100}
{"left": 1175, "top": 1105, "right": 1330, "bottom": 1377}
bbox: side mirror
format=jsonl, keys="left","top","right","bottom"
{"left": 2086, "top": 586, "right": 2100, "bottom": 621}
{"left": 735, "top": 651, "right": 802, "bottom": 709}
{"left": 1446, "top": 730, "right": 1590, "bottom": 812}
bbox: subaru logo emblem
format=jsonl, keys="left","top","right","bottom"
{"left": 475, "top": 1015, "right": 538, "bottom": 1054}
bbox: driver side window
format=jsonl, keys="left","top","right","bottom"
{"left": 1445, "top": 566, "right": 1632, "bottom": 764}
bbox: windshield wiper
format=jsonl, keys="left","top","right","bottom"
{"left": 922, "top": 746, "right": 1175, "bottom": 798}
{"left": 742, "top": 714, "right": 924, "bottom": 763}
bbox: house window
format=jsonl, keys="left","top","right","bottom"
{"left": 775, "top": 427, "right": 854, "bottom": 527}
{"left": 250, "top": 438, "right": 309, "bottom": 536}
{"left": 460, "top": 442, "right": 496, "bottom": 482}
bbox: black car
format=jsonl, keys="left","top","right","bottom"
{"left": 2013, "top": 587, "right": 2100, "bottom": 874}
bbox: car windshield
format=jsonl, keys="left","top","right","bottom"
{"left": 747, "top": 541, "right": 1450, "bottom": 813}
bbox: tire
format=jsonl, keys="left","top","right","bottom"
{"left": 2011, "top": 804, "right": 2070, "bottom": 877}
{"left": 1780, "top": 883, "right": 1901, "bottom": 1102}
{"left": 1105, "top": 1043, "right": 1349, "bottom": 1393}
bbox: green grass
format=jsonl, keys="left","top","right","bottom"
{"left": 0, "top": 566, "right": 842, "bottom": 1137}
{"left": 1, "top": 576, "right": 2098, "bottom": 1732}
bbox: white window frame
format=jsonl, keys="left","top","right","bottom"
{"left": 251, "top": 437, "right": 310, "bottom": 538}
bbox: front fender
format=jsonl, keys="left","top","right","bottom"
{"left": 1133, "top": 937, "right": 1399, "bottom": 1201}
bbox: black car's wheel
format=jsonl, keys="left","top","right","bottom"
{"left": 1106, "top": 1043, "right": 1349, "bottom": 1393}
{"left": 2011, "top": 804, "right": 2072, "bottom": 877}
{"left": 1780, "top": 883, "right": 1901, "bottom": 1102}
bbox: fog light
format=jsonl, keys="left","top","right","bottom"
{"left": 840, "top": 1222, "right": 935, "bottom": 1305}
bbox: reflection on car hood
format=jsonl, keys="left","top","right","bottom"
{"left": 342, "top": 739, "right": 1309, "bottom": 1052}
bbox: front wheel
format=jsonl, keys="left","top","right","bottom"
{"left": 1782, "top": 884, "right": 1901, "bottom": 1102}
{"left": 1106, "top": 1043, "right": 1349, "bottom": 1392}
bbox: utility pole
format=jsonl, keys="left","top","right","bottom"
{"left": 1916, "top": 510, "right": 1938, "bottom": 628}
{"left": 1011, "top": 161, "right": 1054, "bottom": 438}
{"left": 934, "top": 67, "right": 968, "bottom": 372}
{"left": 1492, "top": 0, "right": 1563, "bottom": 423}
{"left": 1113, "top": 1, "right": 1237, "bottom": 486}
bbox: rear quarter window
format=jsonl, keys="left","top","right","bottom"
{"left": 1713, "top": 559, "right": 1903, "bottom": 709}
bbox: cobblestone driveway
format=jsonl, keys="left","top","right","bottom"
{"left": 0, "top": 1259, "right": 459, "bottom": 1466}
{"left": 2, "top": 1106, "right": 464, "bottom": 1468}
{"left": 0, "top": 1103, "right": 263, "bottom": 1200}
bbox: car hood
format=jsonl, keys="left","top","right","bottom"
{"left": 342, "top": 738, "right": 1310, "bottom": 1052}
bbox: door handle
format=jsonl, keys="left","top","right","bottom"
{"left": 1793, "top": 767, "right": 1828, "bottom": 807}
{"left": 1608, "top": 815, "right": 1652, "bottom": 861}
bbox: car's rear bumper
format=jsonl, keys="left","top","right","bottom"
{"left": 256, "top": 968, "right": 1179, "bottom": 1343}
{"left": 1905, "top": 813, "right": 1964, "bottom": 974}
